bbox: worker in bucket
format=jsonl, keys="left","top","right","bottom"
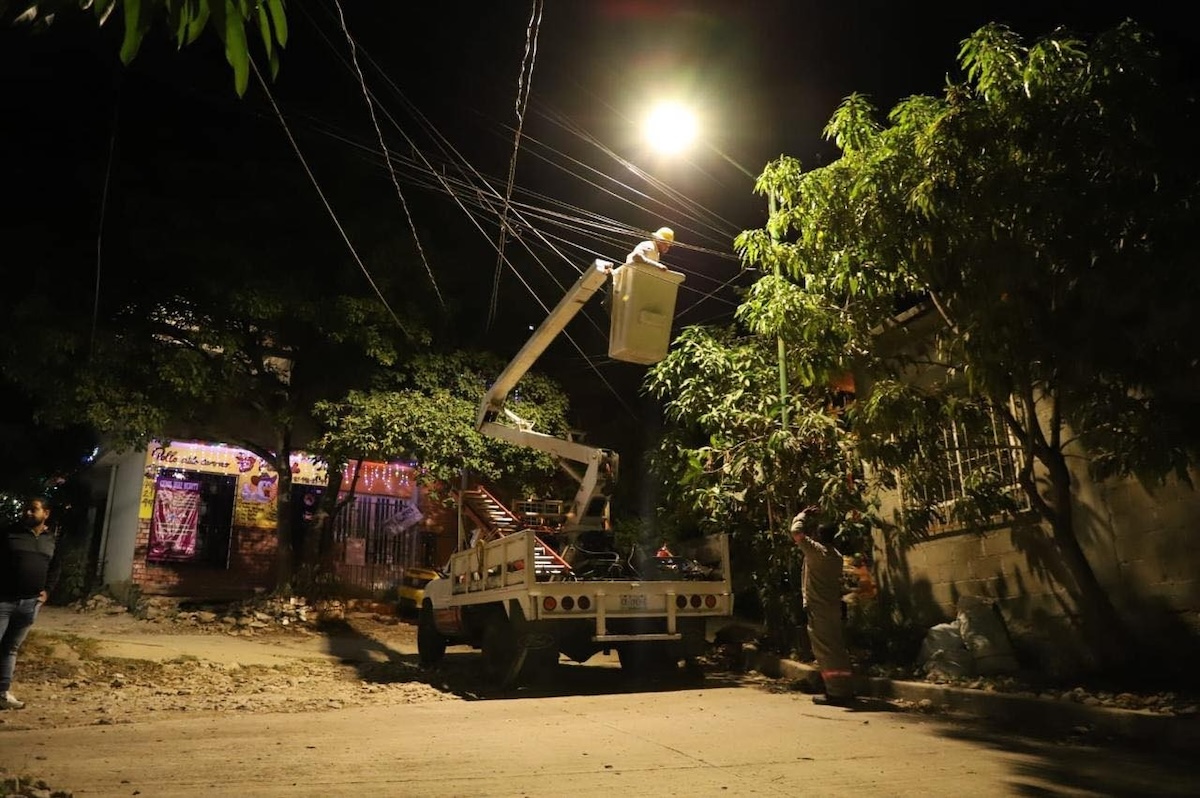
{"left": 624, "top": 226, "right": 674, "bottom": 270}
{"left": 790, "top": 505, "right": 858, "bottom": 707}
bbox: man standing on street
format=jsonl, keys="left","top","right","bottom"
{"left": 790, "top": 505, "right": 857, "bottom": 707}
{"left": 0, "top": 495, "right": 61, "bottom": 710}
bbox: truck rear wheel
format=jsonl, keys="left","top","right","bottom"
{"left": 417, "top": 602, "right": 446, "bottom": 666}
{"left": 617, "top": 644, "right": 678, "bottom": 676}
{"left": 521, "top": 643, "right": 560, "bottom": 684}
{"left": 482, "top": 614, "right": 525, "bottom": 689}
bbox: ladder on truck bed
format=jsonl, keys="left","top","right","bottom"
{"left": 456, "top": 485, "right": 571, "bottom": 578}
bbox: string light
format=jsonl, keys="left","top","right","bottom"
{"left": 146, "top": 440, "right": 418, "bottom": 497}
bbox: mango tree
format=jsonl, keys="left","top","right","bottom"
{"left": 2, "top": 0, "right": 287, "bottom": 95}
{"left": 735, "top": 22, "right": 1200, "bottom": 670}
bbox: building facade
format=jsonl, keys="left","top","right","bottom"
{"left": 864, "top": 309, "right": 1200, "bottom": 675}
{"left": 87, "top": 439, "right": 455, "bottom": 599}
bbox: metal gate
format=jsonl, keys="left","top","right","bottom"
{"left": 332, "top": 493, "right": 427, "bottom": 594}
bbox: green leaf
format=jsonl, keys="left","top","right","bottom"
{"left": 257, "top": 2, "right": 273, "bottom": 59}
{"left": 266, "top": 0, "right": 287, "bottom": 47}
{"left": 223, "top": 0, "right": 250, "bottom": 96}
{"left": 173, "top": 1, "right": 189, "bottom": 47}
{"left": 186, "top": 1, "right": 212, "bottom": 46}
{"left": 118, "top": 0, "right": 145, "bottom": 64}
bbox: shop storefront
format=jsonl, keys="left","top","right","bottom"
{"left": 94, "top": 440, "right": 450, "bottom": 599}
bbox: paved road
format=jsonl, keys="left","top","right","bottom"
{"left": 3, "top": 608, "right": 1195, "bottom": 797}
{"left": 4, "top": 670, "right": 1196, "bottom": 797}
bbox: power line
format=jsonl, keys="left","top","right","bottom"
{"left": 489, "top": 0, "right": 544, "bottom": 331}
{"left": 331, "top": 0, "right": 445, "bottom": 310}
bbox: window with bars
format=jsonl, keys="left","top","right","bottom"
{"left": 903, "top": 401, "right": 1030, "bottom": 521}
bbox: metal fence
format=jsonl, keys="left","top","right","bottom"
{"left": 331, "top": 494, "right": 428, "bottom": 594}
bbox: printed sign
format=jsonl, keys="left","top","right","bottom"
{"left": 147, "top": 479, "right": 201, "bottom": 562}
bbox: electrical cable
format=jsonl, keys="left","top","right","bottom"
{"left": 331, "top": 0, "right": 446, "bottom": 309}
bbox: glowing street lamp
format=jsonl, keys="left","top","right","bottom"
{"left": 643, "top": 102, "right": 698, "bottom": 156}
{"left": 643, "top": 101, "right": 756, "bottom": 180}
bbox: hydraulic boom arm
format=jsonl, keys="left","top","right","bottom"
{"left": 475, "top": 256, "right": 684, "bottom": 539}
{"left": 475, "top": 260, "right": 612, "bottom": 430}
{"left": 475, "top": 259, "right": 614, "bottom": 536}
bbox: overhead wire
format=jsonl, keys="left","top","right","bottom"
{"left": 536, "top": 104, "right": 744, "bottom": 247}
{"left": 249, "top": 57, "right": 411, "bottom": 335}
{"left": 330, "top": 0, "right": 446, "bottom": 309}
{"left": 302, "top": 0, "right": 639, "bottom": 416}
{"left": 91, "top": 72, "right": 121, "bottom": 360}
{"left": 488, "top": 0, "right": 544, "bottom": 331}
{"left": 289, "top": 1, "right": 753, "bottom": 417}
{"left": 287, "top": 2, "right": 748, "bottom": 279}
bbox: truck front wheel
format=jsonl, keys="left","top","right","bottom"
{"left": 418, "top": 602, "right": 447, "bottom": 666}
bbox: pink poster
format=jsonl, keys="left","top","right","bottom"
{"left": 148, "top": 479, "right": 201, "bottom": 562}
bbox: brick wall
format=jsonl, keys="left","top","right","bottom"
{"left": 131, "top": 519, "right": 275, "bottom": 598}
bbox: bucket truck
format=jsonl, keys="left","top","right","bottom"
{"left": 418, "top": 259, "right": 735, "bottom": 688}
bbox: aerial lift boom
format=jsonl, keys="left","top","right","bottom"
{"left": 474, "top": 258, "right": 684, "bottom": 539}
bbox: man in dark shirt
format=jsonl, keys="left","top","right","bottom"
{"left": 0, "top": 495, "right": 61, "bottom": 710}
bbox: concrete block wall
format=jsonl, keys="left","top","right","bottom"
{"left": 872, "top": 466, "right": 1200, "bottom": 674}
{"left": 1092, "top": 472, "right": 1200, "bottom": 637}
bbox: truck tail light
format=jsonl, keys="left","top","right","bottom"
{"left": 561, "top": 596, "right": 575, "bottom": 610}
{"left": 675, "top": 594, "right": 718, "bottom": 610}
{"left": 577, "top": 595, "right": 591, "bottom": 610}
{"left": 542, "top": 596, "right": 557, "bottom": 611}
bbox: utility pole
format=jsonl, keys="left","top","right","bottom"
{"left": 769, "top": 191, "right": 789, "bottom": 433}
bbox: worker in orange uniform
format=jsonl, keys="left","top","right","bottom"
{"left": 655, "top": 542, "right": 673, "bottom": 559}
{"left": 790, "top": 506, "right": 857, "bottom": 707}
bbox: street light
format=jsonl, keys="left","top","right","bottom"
{"left": 642, "top": 101, "right": 789, "bottom": 431}
{"left": 642, "top": 102, "right": 756, "bottom": 180}
{"left": 643, "top": 102, "right": 698, "bottom": 156}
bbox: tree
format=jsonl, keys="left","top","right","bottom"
{"left": 644, "top": 318, "right": 870, "bottom": 654}
{"left": 1, "top": 0, "right": 287, "bottom": 95}
{"left": 311, "top": 349, "right": 574, "bottom": 502}
{"left": 305, "top": 349, "right": 575, "bottom": 584}
{"left": 0, "top": 134, "right": 433, "bottom": 594}
{"left": 736, "top": 22, "right": 1200, "bottom": 670}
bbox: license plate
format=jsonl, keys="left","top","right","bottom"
{"left": 619, "top": 594, "right": 647, "bottom": 610}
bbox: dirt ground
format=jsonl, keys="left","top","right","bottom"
{"left": 0, "top": 601, "right": 460, "bottom": 735}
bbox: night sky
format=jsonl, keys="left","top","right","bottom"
{"left": 3, "top": 1, "right": 1197, "bottom": 460}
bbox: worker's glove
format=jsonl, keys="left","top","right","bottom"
{"left": 790, "top": 505, "right": 821, "bottom": 535}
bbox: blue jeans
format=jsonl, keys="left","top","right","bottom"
{"left": 0, "top": 598, "right": 40, "bottom": 694}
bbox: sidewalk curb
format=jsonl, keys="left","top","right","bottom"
{"left": 747, "top": 647, "right": 1200, "bottom": 754}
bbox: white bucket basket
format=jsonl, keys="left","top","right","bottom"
{"left": 608, "top": 262, "right": 685, "bottom": 365}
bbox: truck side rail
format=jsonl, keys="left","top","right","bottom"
{"left": 448, "top": 530, "right": 572, "bottom": 595}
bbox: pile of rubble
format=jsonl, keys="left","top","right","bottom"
{"left": 863, "top": 663, "right": 1199, "bottom": 718}
{"left": 73, "top": 592, "right": 400, "bottom": 636}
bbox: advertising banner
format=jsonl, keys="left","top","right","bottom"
{"left": 147, "top": 478, "right": 201, "bottom": 562}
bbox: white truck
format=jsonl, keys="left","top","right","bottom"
{"left": 418, "top": 259, "right": 735, "bottom": 688}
